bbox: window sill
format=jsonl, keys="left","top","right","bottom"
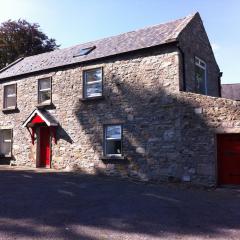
{"left": 80, "top": 96, "right": 105, "bottom": 102}
{"left": 0, "top": 156, "right": 12, "bottom": 165}
{"left": 0, "top": 155, "right": 11, "bottom": 158}
{"left": 2, "top": 107, "right": 18, "bottom": 113}
{"left": 101, "top": 156, "right": 129, "bottom": 164}
{"left": 36, "top": 103, "right": 54, "bottom": 109}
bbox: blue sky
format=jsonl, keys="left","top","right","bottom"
{"left": 0, "top": 0, "right": 239, "bottom": 84}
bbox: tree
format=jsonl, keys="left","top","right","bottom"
{"left": 0, "top": 19, "right": 59, "bottom": 69}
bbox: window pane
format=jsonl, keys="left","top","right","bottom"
{"left": 5, "top": 85, "right": 16, "bottom": 97}
{"left": 1, "top": 142, "right": 11, "bottom": 156}
{"left": 39, "top": 78, "right": 51, "bottom": 90}
{"left": 5, "top": 96, "right": 16, "bottom": 108}
{"left": 73, "top": 46, "right": 95, "bottom": 57}
{"left": 38, "top": 78, "right": 51, "bottom": 104}
{"left": 86, "top": 82, "right": 102, "bottom": 97}
{"left": 106, "top": 125, "right": 121, "bottom": 139}
{"left": 0, "top": 130, "right": 12, "bottom": 157}
{"left": 106, "top": 140, "right": 122, "bottom": 155}
{"left": 78, "top": 47, "right": 95, "bottom": 56}
{"left": 200, "top": 61, "right": 206, "bottom": 68}
{"left": 85, "top": 69, "right": 102, "bottom": 83}
{"left": 3, "top": 130, "right": 11, "bottom": 141}
{"left": 39, "top": 91, "right": 51, "bottom": 104}
{"left": 195, "top": 65, "right": 206, "bottom": 94}
{"left": 4, "top": 85, "right": 16, "bottom": 108}
{"left": 84, "top": 68, "right": 102, "bottom": 98}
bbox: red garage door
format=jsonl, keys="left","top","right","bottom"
{"left": 217, "top": 134, "right": 240, "bottom": 185}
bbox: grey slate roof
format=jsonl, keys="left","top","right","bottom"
{"left": 0, "top": 13, "right": 197, "bottom": 80}
{"left": 222, "top": 84, "right": 240, "bottom": 100}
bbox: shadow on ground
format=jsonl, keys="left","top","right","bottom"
{"left": 0, "top": 169, "right": 239, "bottom": 239}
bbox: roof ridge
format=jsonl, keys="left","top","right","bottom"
{"left": 2, "top": 14, "right": 195, "bottom": 62}
{"left": 62, "top": 14, "right": 195, "bottom": 51}
{"left": 32, "top": 14, "right": 196, "bottom": 56}
{"left": 0, "top": 13, "right": 197, "bottom": 79}
{"left": 168, "top": 12, "right": 198, "bottom": 40}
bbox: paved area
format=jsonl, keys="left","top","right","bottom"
{"left": 0, "top": 167, "right": 239, "bottom": 239}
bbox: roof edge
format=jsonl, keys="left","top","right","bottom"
{"left": 174, "top": 12, "right": 199, "bottom": 39}
{"left": 0, "top": 13, "right": 195, "bottom": 80}
{"left": 0, "top": 57, "right": 24, "bottom": 74}
{"left": 22, "top": 108, "right": 58, "bottom": 127}
{"left": 0, "top": 40, "right": 178, "bottom": 81}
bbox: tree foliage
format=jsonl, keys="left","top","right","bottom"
{"left": 0, "top": 19, "right": 59, "bottom": 69}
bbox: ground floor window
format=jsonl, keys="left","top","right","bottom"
{"left": 0, "top": 129, "right": 12, "bottom": 157}
{"left": 104, "top": 125, "right": 122, "bottom": 156}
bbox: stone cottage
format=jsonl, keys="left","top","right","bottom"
{"left": 0, "top": 12, "right": 240, "bottom": 186}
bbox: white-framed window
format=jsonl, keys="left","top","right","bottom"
{"left": 104, "top": 125, "right": 122, "bottom": 156}
{"left": 0, "top": 129, "right": 12, "bottom": 157}
{"left": 83, "top": 68, "right": 103, "bottom": 98}
{"left": 195, "top": 57, "right": 207, "bottom": 94}
{"left": 3, "top": 84, "right": 17, "bottom": 109}
{"left": 38, "top": 78, "right": 51, "bottom": 105}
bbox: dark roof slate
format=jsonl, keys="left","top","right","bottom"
{"left": 0, "top": 13, "right": 197, "bottom": 80}
{"left": 221, "top": 84, "right": 240, "bottom": 100}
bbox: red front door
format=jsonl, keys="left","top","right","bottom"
{"left": 39, "top": 127, "right": 50, "bottom": 168}
{"left": 217, "top": 134, "right": 240, "bottom": 185}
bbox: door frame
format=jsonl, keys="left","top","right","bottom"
{"left": 36, "top": 126, "right": 52, "bottom": 168}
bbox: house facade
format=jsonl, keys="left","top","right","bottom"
{"left": 0, "top": 12, "right": 240, "bottom": 186}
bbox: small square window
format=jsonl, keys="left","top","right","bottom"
{"left": 38, "top": 78, "right": 51, "bottom": 105}
{"left": 83, "top": 68, "right": 103, "bottom": 98}
{"left": 3, "top": 84, "right": 17, "bottom": 109}
{"left": 104, "top": 125, "right": 122, "bottom": 156}
{"left": 195, "top": 57, "right": 207, "bottom": 95}
{"left": 0, "top": 129, "right": 12, "bottom": 157}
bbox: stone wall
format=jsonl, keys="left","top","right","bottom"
{"left": 0, "top": 46, "right": 181, "bottom": 172}
{"left": 51, "top": 46, "right": 181, "bottom": 176}
{"left": 178, "top": 12, "right": 220, "bottom": 97}
{"left": 0, "top": 43, "right": 237, "bottom": 186}
{"left": 175, "top": 92, "right": 240, "bottom": 185}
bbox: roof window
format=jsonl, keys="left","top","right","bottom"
{"left": 73, "top": 46, "right": 96, "bottom": 57}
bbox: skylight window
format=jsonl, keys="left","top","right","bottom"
{"left": 73, "top": 46, "right": 96, "bottom": 57}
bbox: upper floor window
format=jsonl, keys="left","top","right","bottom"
{"left": 104, "top": 125, "right": 122, "bottom": 157}
{"left": 0, "top": 129, "right": 12, "bottom": 157}
{"left": 195, "top": 57, "right": 207, "bottom": 94}
{"left": 38, "top": 78, "right": 51, "bottom": 105}
{"left": 83, "top": 68, "right": 103, "bottom": 98}
{"left": 3, "top": 84, "right": 17, "bottom": 109}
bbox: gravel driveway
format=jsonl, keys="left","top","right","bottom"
{"left": 0, "top": 167, "right": 239, "bottom": 240}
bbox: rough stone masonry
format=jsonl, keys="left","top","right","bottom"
{"left": 0, "top": 13, "right": 238, "bottom": 186}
